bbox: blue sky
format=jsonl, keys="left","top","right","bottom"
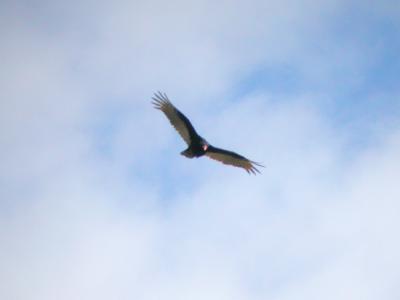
{"left": 1, "top": 1, "right": 400, "bottom": 299}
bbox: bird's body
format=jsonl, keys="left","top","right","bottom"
{"left": 180, "top": 138, "right": 207, "bottom": 158}
{"left": 152, "top": 92, "right": 263, "bottom": 174}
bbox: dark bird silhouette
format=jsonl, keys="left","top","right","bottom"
{"left": 152, "top": 92, "right": 264, "bottom": 174}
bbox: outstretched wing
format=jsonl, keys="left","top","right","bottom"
{"left": 152, "top": 92, "right": 198, "bottom": 145}
{"left": 205, "top": 145, "right": 264, "bottom": 174}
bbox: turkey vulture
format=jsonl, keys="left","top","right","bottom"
{"left": 152, "top": 92, "right": 264, "bottom": 174}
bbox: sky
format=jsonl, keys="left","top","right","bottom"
{"left": 1, "top": 0, "right": 400, "bottom": 299}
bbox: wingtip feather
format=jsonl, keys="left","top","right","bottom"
{"left": 246, "top": 161, "right": 263, "bottom": 175}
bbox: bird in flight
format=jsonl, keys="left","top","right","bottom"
{"left": 152, "top": 92, "right": 264, "bottom": 174}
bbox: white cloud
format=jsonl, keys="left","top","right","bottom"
{"left": 1, "top": 0, "right": 399, "bottom": 299}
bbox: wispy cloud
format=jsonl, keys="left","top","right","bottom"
{"left": 1, "top": 0, "right": 399, "bottom": 299}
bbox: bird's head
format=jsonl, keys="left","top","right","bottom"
{"left": 201, "top": 139, "right": 209, "bottom": 151}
